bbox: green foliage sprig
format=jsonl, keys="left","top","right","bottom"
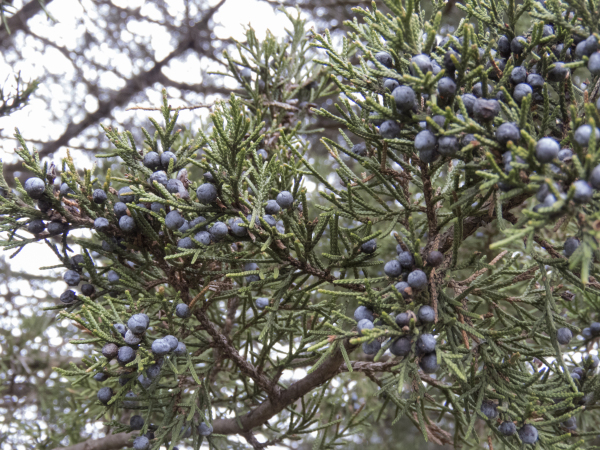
{"left": 3, "top": 2, "right": 600, "bottom": 449}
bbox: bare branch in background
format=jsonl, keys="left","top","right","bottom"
{"left": 126, "top": 103, "right": 214, "bottom": 111}
{"left": 53, "top": 432, "right": 136, "bottom": 450}
{"left": 35, "top": 0, "right": 227, "bottom": 160}
{"left": 0, "top": 0, "right": 54, "bottom": 42}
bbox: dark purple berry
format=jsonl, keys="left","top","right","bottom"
{"left": 383, "top": 78, "right": 400, "bottom": 92}
{"left": 513, "top": 83, "right": 532, "bottom": 104}
{"left": 496, "top": 123, "right": 521, "bottom": 145}
{"left": 97, "top": 387, "right": 113, "bottom": 404}
{"left": 361, "top": 239, "right": 376, "bottom": 254}
{"left": 415, "top": 130, "right": 437, "bottom": 153}
{"left": 557, "top": 327, "right": 572, "bottom": 345}
{"left": 426, "top": 251, "right": 443, "bottom": 267}
{"left": 380, "top": 120, "right": 401, "bottom": 139}
{"left": 547, "top": 62, "right": 569, "bottom": 82}
{"left": 357, "top": 318, "right": 374, "bottom": 335}
{"left": 499, "top": 421, "right": 516, "bottom": 436}
{"left": 419, "top": 352, "right": 439, "bottom": 373}
{"left": 92, "top": 189, "right": 107, "bottom": 204}
{"left": 480, "top": 401, "right": 498, "bottom": 419}
{"left": 81, "top": 284, "right": 95, "bottom": 296}
{"left": 375, "top": 51, "right": 393, "bottom": 68}
{"left": 407, "top": 270, "right": 427, "bottom": 289}
{"left": 24, "top": 177, "right": 46, "bottom": 199}
{"left": 28, "top": 219, "right": 45, "bottom": 234}
{"left": 510, "top": 36, "right": 527, "bottom": 54}
{"left": 437, "top": 77, "right": 456, "bottom": 99}
{"left": 572, "top": 180, "right": 593, "bottom": 204}
{"left": 390, "top": 336, "right": 412, "bottom": 356}
{"left": 473, "top": 99, "right": 500, "bottom": 122}
{"left": 418, "top": 305, "right": 435, "bottom": 323}
{"left": 535, "top": 137, "right": 560, "bottom": 163}
{"left": 384, "top": 260, "right": 402, "bottom": 277}
{"left": 518, "top": 424, "right": 538, "bottom": 444}
{"left": 510, "top": 66, "right": 527, "bottom": 85}
{"left": 410, "top": 54, "right": 432, "bottom": 75}
{"left": 392, "top": 86, "right": 416, "bottom": 113}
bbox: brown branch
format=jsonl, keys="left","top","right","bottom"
{"left": 284, "top": 254, "right": 365, "bottom": 292}
{"left": 430, "top": 267, "right": 440, "bottom": 322}
{"left": 505, "top": 205, "right": 600, "bottom": 290}
{"left": 126, "top": 103, "right": 214, "bottom": 111}
{"left": 52, "top": 432, "right": 135, "bottom": 450}
{"left": 154, "top": 73, "right": 233, "bottom": 95}
{"left": 533, "top": 235, "right": 563, "bottom": 259}
{"left": 590, "top": 77, "right": 600, "bottom": 104}
{"left": 338, "top": 359, "right": 395, "bottom": 374}
{"left": 36, "top": 52, "right": 176, "bottom": 158}
{"left": 438, "top": 192, "right": 530, "bottom": 254}
{"left": 489, "top": 58, "right": 503, "bottom": 81}
{"left": 533, "top": 234, "right": 600, "bottom": 290}
{"left": 223, "top": 297, "right": 239, "bottom": 336}
{"left": 0, "top": 134, "right": 104, "bottom": 152}
{"left": 241, "top": 431, "right": 266, "bottom": 449}
{"left": 459, "top": 250, "right": 508, "bottom": 285}
{"left": 212, "top": 340, "right": 356, "bottom": 435}
{"left": 33, "top": 0, "right": 227, "bottom": 160}
{"left": 418, "top": 160, "right": 438, "bottom": 238}
{"left": 418, "top": 371, "right": 453, "bottom": 390}
{"left": 142, "top": 278, "right": 169, "bottom": 290}
{"left": 458, "top": 314, "right": 471, "bottom": 349}
{"left": 411, "top": 412, "right": 454, "bottom": 446}
{"left": 263, "top": 0, "right": 373, "bottom": 8}
{"left": 196, "top": 310, "right": 279, "bottom": 397}
{"left": 189, "top": 284, "right": 212, "bottom": 309}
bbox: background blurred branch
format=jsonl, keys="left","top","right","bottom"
{"left": 0, "top": 0, "right": 54, "bottom": 40}
{"left": 53, "top": 432, "right": 136, "bottom": 450}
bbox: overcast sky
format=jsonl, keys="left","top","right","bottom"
{"left": 0, "top": 0, "right": 293, "bottom": 160}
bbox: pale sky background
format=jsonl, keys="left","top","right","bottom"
{"left": 0, "top": 0, "right": 294, "bottom": 164}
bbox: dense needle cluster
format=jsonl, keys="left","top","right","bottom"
{"left": 2, "top": 1, "right": 600, "bottom": 449}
